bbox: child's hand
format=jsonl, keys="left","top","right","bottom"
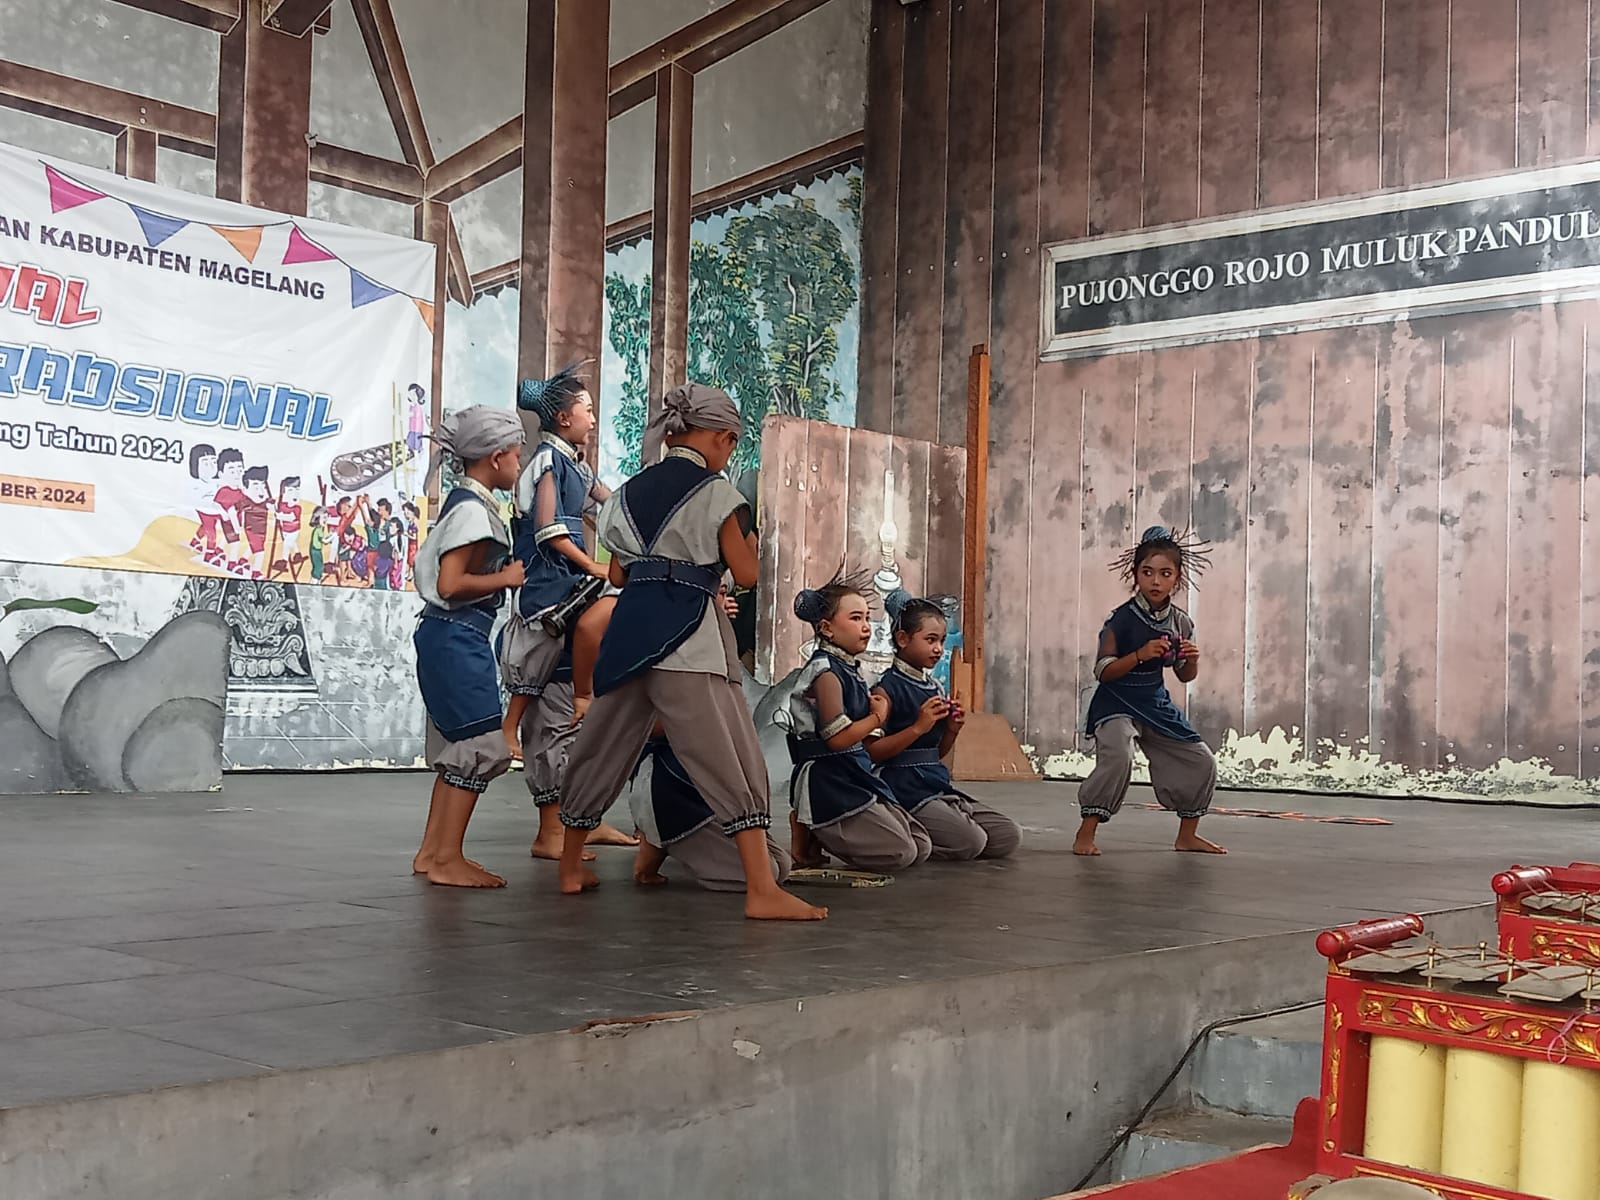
{"left": 868, "top": 690, "right": 892, "bottom": 727}
{"left": 499, "top": 560, "right": 526, "bottom": 588}
{"left": 914, "top": 694, "right": 950, "bottom": 733}
{"left": 719, "top": 593, "right": 740, "bottom": 620}
{"left": 1178, "top": 639, "right": 1200, "bottom": 666}
{"left": 585, "top": 560, "right": 609, "bottom": 580}
{"left": 1139, "top": 637, "right": 1170, "bottom": 664}
{"left": 947, "top": 701, "right": 967, "bottom": 731}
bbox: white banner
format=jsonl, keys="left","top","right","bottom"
{"left": 0, "top": 140, "right": 435, "bottom": 589}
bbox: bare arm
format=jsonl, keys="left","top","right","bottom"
{"left": 436, "top": 541, "right": 522, "bottom": 602}
{"left": 608, "top": 557, "right": 627, "bottom": 588}
{"left": 719, "top": 506, "right": 759, "bottom": 589}
{"left": 814, "top": 672, "right": 887, "bottom": 751}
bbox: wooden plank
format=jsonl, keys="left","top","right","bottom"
{"left": 1370, "top": 318, "right": 1445, "bottom": 770}
{"left": 1039, "top": 0, "right": 1092, "bottom": 243}
{"left": 856, "top": 1, "right": 906, "bottom": 435}
{"left": 844, "top": 424, "right": 894, "bottom": 627}
{"left": 1244, "top": 336, "right": 1314, "bottom": 745}
{"left": 1314, "top": 0, "right": 1383, "bottom": 199}
{"left": 756, "top": 416, "right": 812, "bottom": 682}
{"left": 308, "top": 142, "right": 422, "bottom": 201}
{"left": 889, "top": 0, "right": 950, "bottom": 438}
{"left": 1445, "top": 0, "right": 1518, "bottom": 177}
{"left": 1378, "top": 0, "right": 1449, "bottom": 188}
{"left": 1505, "top": 301, "right": 1585, "bottom": 776}
{"left": 1139, "top": 0, "right": 1201, "bottom": 226}
{"left": 215, "top": 0, "right": 313, "bottom": 213}
{"left": 424, "top": 117, "right": 520, "bottom": 203}
{"left": 1023, "top": 356, "right": 1084, "bottom": 751}
{"left": 1515, "top": 0, "right": 1589, "bottom": 167}
{"left": 925, "top": 443, "right": 967, "bottom": 600}
{"left": 679, "top": 0, "right": 835, "bottom": 76}
{"left": 938, "top": 0, "right": 997, "bottom": 446}
{"left": 610, "top": 0, "right": 801, "bottom": 94}
{"left": 1257, "top": 0, "right": 1320, "bottom": 206}
{"left": 422, "top": 200, "right": 448, "bottom": 504}
{"left": 1086, "top": 0, "right": 1147, "bottom": 235}
{"left": 962, "top": 346, "right": 991, "bottom": 672}
{"left": 891, "top": 434, "right": 933, "bottom": 599}
{"left": 1305, "top": 327, "right": 1378, "bottom": 761}
{"left": 1583, "top": 314, "right": 1600, "bottom": 779}
{"left": 1196, "top": 0, "right": 1259, "bottom": 218}
{"left": 984, "top": 0, "right": 1044, "bottom": 733}
{"left": 1187, "top": 339, "right": 1255, "bottom": 746}
{"left": 1435, "top": 311, "right": 1517, "bottom": 769}
{"left": 263, "top": 0, "right": 334, "bottom": 36}
{"left": 797, "top": 423, "right": 850, "bottom": 666}
{"left": 648, "top": 64, "right": 693, "bottom": 404}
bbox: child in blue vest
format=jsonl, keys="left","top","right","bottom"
{"left": 869, "top": 592, "right": 1021, "bottom": 859}
{"left": 1076, "top": 525, "right": 1224, "bottom": 856}
{"left": 557, "top": 383, "right": 825, "bottom": 920}
{"left": 498, "top": 364, "right": 635, "bottom": 858}
{"left": 785, "top": 572, "right": 931, "bottom": 873}
{"left": 410, "top": 406, "right": 525, "bottom": 887}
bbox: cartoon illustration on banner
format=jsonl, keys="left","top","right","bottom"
{"left": 0, "top": 140, "right": 435, "bottom": 589}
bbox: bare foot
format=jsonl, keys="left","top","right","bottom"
{"left": 559, "top": 864, "right": 601, "bottom": 894}
{"left": 790, "top": 813, "right": 827, "bottom": 869}
{"left": 634, "top": 867, "right": 669, "bottom": 885}
{"left": 1175, "top": 834, "right": 1227, "bottom": 854}
{"left": 745, "top": 888, "right": 829, "bottom": 921}
{"left": 1072, "top": 837, "right": 1102, "bottom": 857}
{"left": 532, "top": 834, "right": 595, "bottom": 862}
{"left": 586, "top": 822, "right": 640, "bottom": 848}
{"left": 416, "top": 852, "right": 496, "bottom": 873}
{"left": 426, "top": 858, "right": 506, "bottom": 887}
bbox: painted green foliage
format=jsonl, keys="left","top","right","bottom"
{"left": 604, "top": 188, "right": 859, "bottom": 480}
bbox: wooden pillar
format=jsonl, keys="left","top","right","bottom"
{"left": 648, "top": 63, "right": 693, "bottom": 412}
{"left": 417, "top": 201, "right": 449, "bottom": 504}
{"left": 518, "top": 0, "right": 610, "bottom": 444}
{"left": 114, "top": 128, "right": 158, "bottom": 182}
{"left": 962, "top": 343, "right": 990, "bottom": 712}
{"left": 216, "top": 0, "right": 313, "bottom": 214}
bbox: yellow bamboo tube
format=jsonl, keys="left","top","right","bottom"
{"left": 1363, "top": 1036, "right": 1446, "bottom": 1171}
{"left": 1440, "top": 1046, "right": 1523, "bottom": 1187}
{"left": 1517, "top": 1059, "right": 1600, "bottom": 1200}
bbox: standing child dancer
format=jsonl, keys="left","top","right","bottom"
{"left": 785, "top": 573, "right": 932, "bottom": 873}
{"left": 868, "top": 593, "right": 1022, "bottom": 860}
{"left": 1075, "top": 525, "right": 1224, "bottom": 856}
{"left": 555, "top": 382, "right": 825, "bottom": 920}
{"left": 409, "top": 405, "right": 526, "bottom": 887}
{"left": 500, "top": 364, "right": 612, "bottom": 756}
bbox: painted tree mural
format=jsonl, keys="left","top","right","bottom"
{"left": 599, "top": 166, "right": 862, "bottom": 484}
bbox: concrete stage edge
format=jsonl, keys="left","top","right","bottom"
{"left": 3, "top": 906, "right": 1492, "bottom": 1200}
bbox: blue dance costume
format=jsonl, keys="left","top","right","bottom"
{"left": 786, "top": 643, "right": 898, "bottom": 828}
{"left": 873, "top": 660, "right": 973, "bottom": 814}
{"left": 1084, "top": 596, "right": 1200, "bottom": 742}
{"left": 512, "top": 433, "right": 593, "bottom": 620}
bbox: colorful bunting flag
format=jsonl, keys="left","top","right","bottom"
{"left": 282, "top": 226, "right": 338, "bottom": 266}
{"left": 412, "top": 297, "right": 436, "bottom": 334}
{"left": 130, "top": 205, "right": 189, "bottom": 248}
{"left": 349, "top": 267, "right": 397, "bottom": 308}
{"left": 44, "top": 165, "right": 107, "bottom": 213}
{"left": 210, "top": 225, "right": 264, "bottom": 263}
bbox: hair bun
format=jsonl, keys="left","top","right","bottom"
{"left": 883, "top": 588, "right": 911, "bottom": 623}
{"left": 793, "top": 588, "right": 825, "bottom": 624}
{"left": 1139, "top": 525, "right": 1173, "bottom": 544}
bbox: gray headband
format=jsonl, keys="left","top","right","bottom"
{"left": 642, "top": 382, "right": 742, "bottom": 466}
{"left": 432, "top": 405, "right": 524, "bottom": 466}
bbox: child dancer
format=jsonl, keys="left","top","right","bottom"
{"left": 500, "top": 364, "right": 612, "bottom": 757}
{"left": 556, "top": 382, "right": 825, "bottom": 921}
{"left": 1075, "top": 525, "right": 1224, "bottom": 856}
{"left": 785, "top": 573, "right": 932, "bottom": 873}
{"left": 410, "top": 405, "right": 526, "bottom": 887}
{"left": 869, "top": 593, "right": 1022, "bottom": 860}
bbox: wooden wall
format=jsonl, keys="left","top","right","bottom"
{"left": 859, "top": 0, "right": 1600, "bottom": 778}
{"left": 756, "top": 416, "right": 966, "bottom": 682}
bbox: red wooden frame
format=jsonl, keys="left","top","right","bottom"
{"left": 1493, "top": 862, "right": 1600, "bottom": 966}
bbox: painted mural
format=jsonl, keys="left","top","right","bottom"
{"left": 444, "top": 165, "right": 862, "bottom": 485}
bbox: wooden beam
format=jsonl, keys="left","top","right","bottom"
{"left": 605, "top": 130, "right": 862, "bottom": 247}
{"left": 309, "top": 142, "right": 422, "bottom": 201}
{"left": 424, "top": 116, "right": 520, "bottom": 202}
{"left": 680, "top": 0, "right": 833, "bottom": 76}
{"left": 106, "top": 0, "right": 239, "bottom": 33}
{"left": 419, "top": 201, "right": 449, "bottom": 504}
{"left": 962, "top": 344, "right": 991, "bottom": 712}
{"left": 648, "top": 63, "right": 693, "bottom": 413}
{"left": 0, "top": 94, "right": 120, "bottom": 136}
{"left": 469, "top": 260, "right": 521, "bottom": 292}
{"left": 215, "top": 0, "right": 312, "bottom": 212}
{"left": 114, "top": 127, "right": 159, "bottom": 181}
{"left": 262, "top": 0, "right": 334, "bottom": 36}
{"left": 0, "top": 59, "right": 214, "bottom": 143}
{"left": 444, "top": 213, "right": 470, "bottom": 306}
{"left": 610, "top": 0, "right": 797, "bottom": 96}
{"left": 349, "top": 0, "right": 434, "bottom": 170}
